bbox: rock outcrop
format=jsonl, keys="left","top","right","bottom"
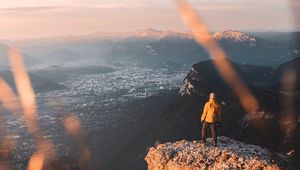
{"left": 145, "top": 136, "right": 289, "bottom": 170}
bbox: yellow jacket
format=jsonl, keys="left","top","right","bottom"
{"left": 201, "top": 99, "right": 221, "bottom": 123}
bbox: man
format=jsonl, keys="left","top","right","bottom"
{"left": 201, "top": 92, "right": 222, "bottom": 146}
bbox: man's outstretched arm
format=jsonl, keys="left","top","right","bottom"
{"left": 217, "top": 107, "right": 222, "bottom": 122}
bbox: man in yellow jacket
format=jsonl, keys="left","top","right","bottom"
{"left": 201, "top": 92, "right": 221, "bottom": 146}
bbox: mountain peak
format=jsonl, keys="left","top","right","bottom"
{"left": 134, "top": 28, "right": 165, "bottom": 37}
{"left": 213, "top": 30, "right": 256, "bottom": 43}
{"left": 145, "top": 136, "right": 290, "bottom": 170}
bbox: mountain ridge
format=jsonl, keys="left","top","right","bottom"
{"left": 8, "top": 29, "right": 258, "bottom": 44}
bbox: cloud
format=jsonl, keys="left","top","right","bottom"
{"left": 197, "top": 5, "right": 246, "bottom": 11}
{"left": 94, "top": 2, "right": 146, "bottom": 10}
{"left": 0, "top": 6, "right": 69, "bottom": 13}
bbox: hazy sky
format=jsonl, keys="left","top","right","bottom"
{"left": 0, "top": 0, "right": 297, "bottom": 40}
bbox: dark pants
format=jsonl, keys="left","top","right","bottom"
{"left": 202, "top": 122, "right": 217, "bottom": 146}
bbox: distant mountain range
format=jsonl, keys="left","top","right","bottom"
{"left": 249, "top": 31, "right": 300, "bottom": 45}
{"left": 7, "top": 28, "right": 189, "bottom": 44}
{"left": 133, "top": 30, "right": 298, "bottom": 68}
{"left": 0, "top": 29, "right": 299, "bottom": 69}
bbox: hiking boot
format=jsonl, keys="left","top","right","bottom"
{"left": 213, "top": 141, "right": 217, "bottom": 147}
{"left": 201, "top": 140, "right": 206, "bottom": 146}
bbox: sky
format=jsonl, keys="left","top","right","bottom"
{"left": 0, "top": 0, "right": 298, "bottom": 40}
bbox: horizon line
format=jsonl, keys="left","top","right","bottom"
{"left": 1, "top": 28, "right": 300, "bottom": 42}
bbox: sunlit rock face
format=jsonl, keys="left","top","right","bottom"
{"left": 145, "top": 136, "right": 290, "bottom": 170}
{"left": 179, "top": 67, "right": 199, "bottom": 96}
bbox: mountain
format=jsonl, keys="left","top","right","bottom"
{"left": 0, "top": 43, "right": 11, "bottom": 64}
{"left": 238, "top": 64, "right": 276, "bottom": 85}
{"left": 12, "top": 28, "right": 181, "bottom": 45}
{"left": 214, "top": 30, "right": 256, "bottom": 45}
{"left": 100, "top": 38, "right": 159, "bottom": 65}
{"left": 216, "top": 31, "right": 297, "bottom": 66}
{"left": 14, "top": 29, "right": 176, "bottom": 66}
{"left": 0, "top": 43, "right": 9, "bottom": 70}
{"left": 132, "top": 30, "right": 298, "bottom": 68}
{"left": 249, "top": 32, "right": 300, "bottom": 46}
{"left": 0, "top": 70, "right": 64, "bottom": 93}
{"left": 145, "top": 136, "right": 293, "bottom": 170}
{"left": 176, "top": 58, "right": 300, "bottom": 154}
{"left": 167, "top": 60, "right": 288, "bottom": 149}
{"left": 31, "top": 65, "right": 114, "bottom": 82}
{"left": 111, "top": 58, "right": 300, "bottom": 170}
{"left": 37, "top": 48, "right": 84, "bottom": 65}
{"left": 178, "top": 59, "right": 255, "bottom": 95}
{"left": 272, "top": 57, "right": 300, "bottom": 92}
{"left": 0, "top": 43, "right": 39, "bottom": 68}
{"left": 130, "top": 34, "right": 207, "bottom": 68}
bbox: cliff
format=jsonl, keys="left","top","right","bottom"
{"left": 145, "top": 136, "right": 291, "bottom": 170}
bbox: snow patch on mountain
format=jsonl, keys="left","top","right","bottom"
{"left": 146, "top": 45, "right": 158, "bottom": 56}
{"left": 214, "top": 30, "right": 256, "bottom": 46}
{"left": 145, "top": 136, "right": 290, "bottom": 170}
